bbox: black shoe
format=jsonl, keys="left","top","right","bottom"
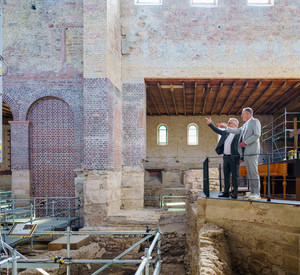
{"left": 231, "top": 195, "right": 237, "bottom": 199}
{"left": 218, "top": 192, "right": 230, "bottom": 198}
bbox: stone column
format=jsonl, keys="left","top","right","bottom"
{"left": 83, "top": 0, "right": 122, "bottom": 227}
{"left": 8, "top": 121, "right": 32, "bottom": 197}
{"left": 122, "top": 81, "right": 146, "bottom": 209}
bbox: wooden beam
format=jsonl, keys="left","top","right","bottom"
{"left": 290, "top": 117, "right": 299, "bottom": 150}
{"left": 157, "top": 83, "right": 169, "bottom": 115}
{"left": 193, "top": 83, "right": 197, "bottom": 116}
{"left": 237, "top": 81, "right": 261, "bottom": 114}
{"left": 251, "top": 81, "right": 274, "bottom": 110}
{"left": 228, "top": 81, "right": 248, "bottom": 115}
{"left": 219, "top": 82, "right": 235, "bottom": 115}
{"left": 183, "top": 82, "right": 186, "bottom": 115}
{"left": 270, "top": 83, "right": 300, "bottom": 113}
{"left": 170, "top": 84, "right": 178, "bottom": 115}
{"left": 210, "top": 82, "right": 223, "bottom": 115}
{"left": 255, "top": 81, "right": 286, "bottom": 113}
{"left": 202, "top": 84, "right": 210, "bottom": 115}
{"left": 147, "top": 87, "right": 161, "bottom": 115}
{"left": 265, "top": 82, "right": 300, "bottom": 114}
{"left": 147, "top": 106, "right": 153, "bottom": 116}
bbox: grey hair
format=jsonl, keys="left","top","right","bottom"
{"left": 243, "top": 107, "right": 253, "bottom": 116}
{"left": 229, "top": 118, "right": 239, "bottom": 127}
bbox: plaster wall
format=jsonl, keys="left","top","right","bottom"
{"left": 121, "top": 0, "right": 300, "bottom": 79}
{"left": 146, "top": 115, "right": 272, "bottom": 169}
{"left": 2, "top": 0, "right": 83, "bottom": 74}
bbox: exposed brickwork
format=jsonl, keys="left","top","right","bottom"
{"left": 2, "top": 75, "right": 84, "bottom": 171}
{"left": 122, "top": 83, "right": 146, "bottom": 169}
{"left": 83, "top": 78, "right": 122, "bottom": 171}
{"left": 113, "top": 105, "right": 122, "bottom": 171}
{"left": 2, "top": 94, "right": 20, "bottom": 120}
{"left": 84, "top": 78, "right": 110, "bottom": 170}
{"left": 27, "top": 98, "right": 75, "bottom": 197}
{"left": 8, "top": 121, "right": 30, "bottom": 170}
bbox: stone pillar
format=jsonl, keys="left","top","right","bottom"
{"left": 8, "top": 121, "right": 32, "bottom": 197}
{"left": 83, "top": 0, "right": 122, "bottom": 227}
{"left": 122, "top": 81, "right": 146, "bottom": 209}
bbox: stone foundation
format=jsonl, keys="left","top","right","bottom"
{"left": 184, "top": 168, "right": 220, "bottom": 191}
{"left": 121, "top": 169, "right": 144, "bottom": 210}
{"left": 197, "top": 198, "right": 300, "bottom": 274}
{"left": 198, "top": 223, "right": 232, "bottom": 274}
{"left": 11, "top": 169, "right": 32, "bottom": 197}
{"left": 84, "top": 171, "right": 121, "bottom": 227}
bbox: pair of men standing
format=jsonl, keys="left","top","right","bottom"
{"left": 206, "top": 107, "right": 261, "bottom": 200}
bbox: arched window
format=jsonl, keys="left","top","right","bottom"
{"left": 187, "top": 124, "right": 198, "bottom": 145}
{"left": 158, "top": 124, "right": 167, "bottom": 145}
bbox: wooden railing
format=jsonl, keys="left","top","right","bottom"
{"left": 240, "top": 163, "right": 288, "bottom": 199}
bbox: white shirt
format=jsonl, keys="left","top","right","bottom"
{"left": 224, "top": 133, "right": 235, "bottom": 155}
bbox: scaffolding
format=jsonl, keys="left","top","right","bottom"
{"left": 262, "top": 109, "right": 300, "bottom": 162}
{"left": 0, "top": 227, "right": 162, "bottom": 275}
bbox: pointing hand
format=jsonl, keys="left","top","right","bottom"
{"left": 206, "top": 117, "right": 212, "bottom": 125}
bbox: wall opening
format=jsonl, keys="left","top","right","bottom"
{"left": 27, "top": 97, "right": 75, "bottom": 198}
{"left": 0, "top": 102, "right": 13, "bottom": 190}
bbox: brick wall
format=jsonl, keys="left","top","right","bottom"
{"left": 83, "top": 77, "right": 122, "bottom": 171}
{"left": 9, "top": 122, "right": 31, "bottom": 170}
{"left": 122, "top": 82, "right": 146, "bottom": 169}
{"left": 113, "top": 105, "right": 122, "bottom": 171}
{"left": 27, "top": 97, "right": 75, "bottom": 197}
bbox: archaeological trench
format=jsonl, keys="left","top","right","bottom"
{"left": 9, "top": 168, "right": 299, "bottom": 275}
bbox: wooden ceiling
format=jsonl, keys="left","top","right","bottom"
{"left": 3, "top": 102, "right": 12, "bottom": 118}
{"left": 146, "top": 79, "right": 300, "bottom": 116}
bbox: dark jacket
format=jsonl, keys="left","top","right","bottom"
{"left": 208, "top": 123, "right": 241, "bottom": 163}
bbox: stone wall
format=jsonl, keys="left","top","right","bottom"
{"left": 198, "top": 223, "right": 232, "bottom": 274}
{"left": 121, "top": 0, "right": 300, "bottom": 79}
{"left": 184, "top": 169, "right": 220, "bottom": 191}
{"left": 197, "top": 198, "right": 300, "bottom": 274}
{"left": 146, "top": 115, "right": 272, "bottom": 170}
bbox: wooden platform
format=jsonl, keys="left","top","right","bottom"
{"left": 48, "top": 235, "right": 90, "bottom": 251}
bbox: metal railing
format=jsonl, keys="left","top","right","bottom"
{"left": 203, "top": 152, "right": 299, "bottom": 202}
{"left": 0, "top": 227, "right": 163, "bottom": 275}
{"left": 0, "top": 196, "right": 80, "bottom": 228}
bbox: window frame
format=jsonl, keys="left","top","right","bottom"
{"left": 190, "top": 0, "right": 218, "bottom": 8}
{"left": 187, "top": 123, "right": 199, "bottom": 146}
{"left": 247, "top": 0, "right": 274, "bottom": 6}
{"left": 157, "top": 124, "right": 168, "bottom": 146}
{"left": 135, "top": 0, "right": 163, "bottom": 5}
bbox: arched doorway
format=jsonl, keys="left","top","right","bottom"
{"left": 0, "top": 102, "right": 13, "bottom": 190}
{"left": 27, "top": 97, "right": 75, "bottom": 197}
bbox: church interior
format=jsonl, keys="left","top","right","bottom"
{"left": 0, "top": 0, "right": 299, "bottom": 274}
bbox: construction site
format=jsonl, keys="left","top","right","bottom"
{"left": 0, "top": 0, "right": 299, "bottom": 274}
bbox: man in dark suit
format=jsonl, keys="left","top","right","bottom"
{"left": 206, "top": 117, "right": 241, "bottom": 199}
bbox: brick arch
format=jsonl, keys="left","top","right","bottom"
{"left": 2, "top": 94, "right": 20, "bottom": 120}
{"left": 27, "top": 97, "right": 75, "bottom": 197}
{"left": 25, "top": 93, "right": 83, "bottom": 168}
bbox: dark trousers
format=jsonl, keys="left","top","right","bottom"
{"left": 223, "top": 155, "right": 240, "bottom": 196}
